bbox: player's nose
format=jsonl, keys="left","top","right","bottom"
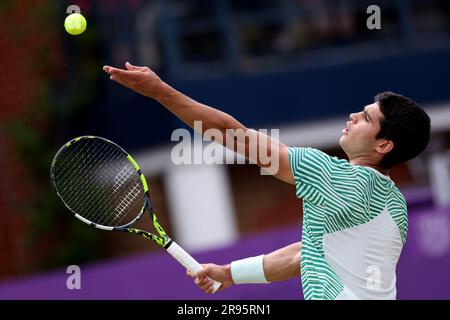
{"left": 349, "top": 113, "right": 356, "bottom": 122}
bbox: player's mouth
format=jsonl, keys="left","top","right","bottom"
{"left": 342, "top": 127, "right": 349, "bottom": 134}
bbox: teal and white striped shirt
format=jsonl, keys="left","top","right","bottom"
{"left": 288, "top": 147, "right": 407, "bottom": 300}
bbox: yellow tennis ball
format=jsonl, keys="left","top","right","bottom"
{"left": 64, "top": 13, "right": 87, "bottom": 36}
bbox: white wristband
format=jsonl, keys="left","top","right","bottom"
{"left": 230, "top": 254, "right": 270, "bottom": 284}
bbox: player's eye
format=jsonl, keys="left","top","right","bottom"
{"left": 363, "top": 110, "right": 370, "bottom": 122}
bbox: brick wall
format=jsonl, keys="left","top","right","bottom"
{"left": 0, "top": 0, "right": 62, "bottom": 280}
{"left": 228, "top": 164, "right": 303, "bottom": 234}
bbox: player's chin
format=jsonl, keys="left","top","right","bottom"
{"left": 338, "top": 136, "right": 352, "bottom": 154}
{"left": 338, "top": 135, "right": 346, "bottom": 147}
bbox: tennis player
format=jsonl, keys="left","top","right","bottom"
{"left": 103, "top": 62, "right": 430, "bottom": 300}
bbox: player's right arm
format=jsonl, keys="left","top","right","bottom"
{"left": 103, "top": 62, "right": 294, "bottom": 184}
{"left": 188, "top": 242, "right": 301, "bottom": 293}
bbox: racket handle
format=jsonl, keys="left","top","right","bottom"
{"left": 166, "top": 241, "right": 222, "bottom": 293}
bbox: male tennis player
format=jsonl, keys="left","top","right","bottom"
{"left": 103, "top": 62, "right": 430, "bottom": 300}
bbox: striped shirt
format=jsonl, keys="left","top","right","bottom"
{"left": 288, "top": 147, "right": 408, "bottom": 300}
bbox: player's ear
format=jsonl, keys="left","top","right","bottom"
{"left": 376, "top": 139, "right": 394, "bottom": 155}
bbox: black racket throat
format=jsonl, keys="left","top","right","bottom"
{"left": 113, "top": 198, "right": 173, "bottom": 249}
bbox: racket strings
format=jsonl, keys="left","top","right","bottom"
{"left": 113, "top": 166, "right": 134, "bottom": 193}
{"left": 76, "top": 142, "right": 140, "bottom": 226}
{"left": 53, "top": 138, "right": 145, "bottom": 227}
{"left": 112, "top": 182, "right": 141, "bottom": 224}
{"left": 58, "top": 142, "right": 116, "bottom": 214}
{"left": 59, "top": 141, "right": 120, "bottom": 221}
{"left": 55, "top": 139, "right": 107, "bottom": 193}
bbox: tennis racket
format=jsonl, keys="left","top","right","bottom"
{"left": 50, "top": 135, "right": 222, "bottom": 293}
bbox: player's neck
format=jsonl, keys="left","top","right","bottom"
{"left": 349, "top": 156, "right": 389, "bottom": 176}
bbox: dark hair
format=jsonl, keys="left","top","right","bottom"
{"left": 375, "top": 91, "right": 430, "bottom": 169}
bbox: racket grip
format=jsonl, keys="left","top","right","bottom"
{"left": 166, "top": 241, "right": 222, "bottom": 293}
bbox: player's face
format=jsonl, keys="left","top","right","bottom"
{"left": 339, "top": 102, "right": 384, "bottom": 158}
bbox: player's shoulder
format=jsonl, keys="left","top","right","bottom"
{"left": 390, "top": 185, "right": 408, "bottom": 208}
{"left": 353, "top": 165, "right": 394, "bottom": 183}
{"left": 289, "top": 146, "right": 350, "bottom": 167}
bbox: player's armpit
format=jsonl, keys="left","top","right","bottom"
{"left": 273, "top": 143, "right": 294, "bottom": 185}
{"left": 230, "top": 129, "right": 293, "bottom": 185}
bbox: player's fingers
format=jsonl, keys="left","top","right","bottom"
{"left": 195, "top": 275, "right": 208, "bottom": 286}
{"left": 104, "top": 66, "right": 139, "bottom": 82}
{"left": 109, "top": 75, "right": 128, "bottom": 87}
{"left": 200, "top": 280, "right": 214, "bottom": 293}
{"left": 125, "top": 61, "right": 148, "bottom": 72}
{"left": 194, "top": 275, "right": 207, "bottom": 284}
{"left": 196, "top": 267, "right": 211, "bottom": 278}
{"left": 125, "top": 61, "right": 137, "bottom": 70}
{"left": 198, "top": 276, "right": 214, "bottom": 290}
{"left": 108, "top": 70, "right": 139, "bottom": 88}
{"left": 109, "top": 68, "right": 134, "bottom": 78}
{"left": 205, "top": 285, "right": 215, "bottom": 294}
{"left": 186, "top": 270, "right": 195, "bottom": 278}
{"left": 103, "top": 65, "right": 119, "bottom": 74}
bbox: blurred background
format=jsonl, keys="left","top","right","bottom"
{"left": 0, "top": 0, "right": 450, "bottom": 299}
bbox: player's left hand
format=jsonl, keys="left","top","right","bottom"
{"left": 103, "top": 62, "right": 168, "bottom": 99}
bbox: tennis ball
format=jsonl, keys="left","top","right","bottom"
{"left": 64, "top": 13, "right": 87, "bottom": 36}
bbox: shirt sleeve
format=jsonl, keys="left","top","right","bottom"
{"left": 288, "top": 147, "right": 356, "bottom": 203}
